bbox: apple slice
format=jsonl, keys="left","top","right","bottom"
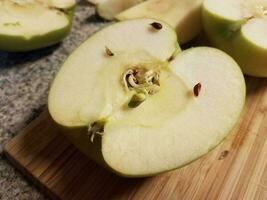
{"left": 97, "top": 0, "right": 145, "bottom": 20}
{"left": 116, "top": 0, "right": 203, "bottom": 44}
{"left": 202, "top": 0, "right": 267, "bottom": 77}
{"left": 48, "top": 19, "right": 245, "bottom": 177}
{"left": 0, "top": 0, "right": 75, "bottom": 52}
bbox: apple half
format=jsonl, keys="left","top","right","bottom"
{"left": 116, "top": 0, "right": 204, "bottom": 44}
{"left": 202, "top": 0, "right": 267, "bottom": 77}
{"left": 0, "top": 0, "right": 75, "bottom": 52}
{"left": 48, "top": 19, "right": 246, "bottom": 177}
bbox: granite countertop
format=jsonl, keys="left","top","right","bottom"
{"left": 0, "top": 3, "right": 106, "bottom": 199}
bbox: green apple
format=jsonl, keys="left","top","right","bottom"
{"left": 0, "top": 0, "right": 75, "bottom": 52}
{"left": 48, "top": 19, "right": 245, "bottom": 177}
{"left": 116, "top": 0, "right": 204, "bottom": 44}
{"left": 97, "top": 0, "right": 145, "bottom": 20}
{"left": 202, "top": 0, "right": 267, "bottom": 77}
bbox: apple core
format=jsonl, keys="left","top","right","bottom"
{"left": 123, "top": 66, "right": 161, "bottom": 108}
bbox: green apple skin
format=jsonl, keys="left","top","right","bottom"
{"left": 202, "top": 6, "right": 267, "bottom": 77}
{"left": 0, "top": 8, "right": 75, "bottom": 52}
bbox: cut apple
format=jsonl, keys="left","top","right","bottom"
{"left": 202, "top": 0, "right": 267, "bottom": 77}
{"left": 48, "top": 19, "right": 245, "bottom": 177}
{"left": 0, "top": 0, "right": 75, "bottom": 52}
{"left": 116, "top": 0, "right": 204, "bottom": 44}
{"left": 97, "top": 0, "right": 145, "bottom": 20}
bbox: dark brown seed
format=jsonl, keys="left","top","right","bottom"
{"left": 193, "top": 83, "right": 201, "bottom": 97}
{"left": 150, "top": 22, "right": 162, "bottom": 30}
{"left": 105, "top": 46, "right": 114, "bottom": 56}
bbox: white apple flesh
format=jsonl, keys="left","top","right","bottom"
{"left": 97, "top": 0, "right": 145, "bottom": 20}
{"left": 202, "top": 0, "right": 267, "bottom": 77}
{"left": 116, "top": 0, "right": 204, "bottom": 44}
{"left": 0, "top": 0, "right": 75, "bottom": 52}
{"left": 48, "top": 19, "right": 245, "bottom": 177}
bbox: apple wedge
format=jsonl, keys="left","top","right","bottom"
{"left": 97, "top": 0, "right": 145, "bottom": 20}
{"left": 48, "top": 19, "right": 245, "bottom": 177}
{"left": 0, "top": 0, "right": 75, "bottom": 52}
{"left": 116, "top": 0, "right": 203, "bottom": 44}
{"left": 202, "top": 0, "right": 267, "bottom": 77}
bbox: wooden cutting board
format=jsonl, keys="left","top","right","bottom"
{"left": 3, "top": 77, "right": 267, "bottom": 200}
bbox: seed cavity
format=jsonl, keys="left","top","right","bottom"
{"left": 88, "top": 121, "right": 105, "bottom": 143}
{"left": 150, "top": 22, "right": 162, "bottom": 30}
{"left": 105, "top": 46, "right": 114, "bottom": 56}
{"left": 123, "top": 67, "right": 160, "bottom": 108}
{"left": 193, "top": 83, "right": 201, "bottom": 97}
{"left": 123, "top": 68, "right": 160, "bottom": 91}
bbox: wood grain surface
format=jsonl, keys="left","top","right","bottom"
{"left": 3, "top": 77, "right": 267, "bottom": 200}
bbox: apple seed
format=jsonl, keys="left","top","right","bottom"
{"left": 150, "top": 22, "right": 162, "bottom": 30}
{"left": 193, "top": 83, "right": 201, "bottom": 97}
{"left": 105, "top": 46, "right": 114, "bottom": 56}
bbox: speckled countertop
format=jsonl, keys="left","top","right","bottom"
{"left": 0, "top": 3, "right": 106, "bottom": 199}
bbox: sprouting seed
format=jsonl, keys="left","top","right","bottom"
{"left": 128, "top": 92, "right": 147, "bottom": 108}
